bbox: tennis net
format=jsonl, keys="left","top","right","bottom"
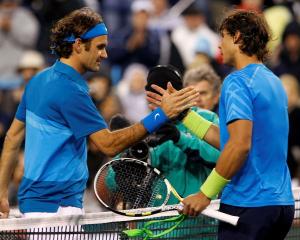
{"left": 0, "top": 187, "right": 299, "bottom": 240}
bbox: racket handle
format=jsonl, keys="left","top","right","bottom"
{"left": 161, "top": 204, "right": 183, "bottom": 212}
{"left": 162, "top": 203, "right": 239, "bottom": 226}
{"left": 201, "top": 208, "right": 239, "bottom": 226}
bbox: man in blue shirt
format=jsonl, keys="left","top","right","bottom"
{"left": 0, "top": 7, "right": 198, "bottom": 218}
{"left": 147, "top": 10, "right": 295, "bottom": 240}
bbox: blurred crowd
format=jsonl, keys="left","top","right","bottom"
{"left": 1, "top": 0, "right": 300, "bottom": 212}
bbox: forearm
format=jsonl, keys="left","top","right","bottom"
{"left": 0, "top": 136, "right": 22, "bottom": 197}
{"left": 90, "top": 123, "right": 147, "bottom": 157}
{"left": 106, "top": 123, "right": 147, "bottom": 156}
{"left": 215, "top": 140, "right": 249, "bottom": 179}
{"left": 182, "top": 110, "right": 220, "bottom": 149}
{"left": 203, "top": 124, "right": 220, "bottom": 150}
{"left": 200, "top": 120, "right": 252, "bottom": 199}
{"left": 199, "top": 140, "right": 249, "bottom": 199}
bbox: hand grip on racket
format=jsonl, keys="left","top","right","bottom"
{"left": 94, "top": 158, "right": 239, "bottom": 226}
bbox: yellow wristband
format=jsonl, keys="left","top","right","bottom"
{"left": 182, "top": 110, "right": 212, "bottom": 139}
{"left": 200, "top": 168, "right": 230, "bottom": 199}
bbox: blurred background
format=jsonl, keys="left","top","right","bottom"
{"left": 1, "top": 0, "right": 300, "bottom": 212}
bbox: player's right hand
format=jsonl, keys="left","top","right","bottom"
{"left": 180, "top": 191, "right": 211, "bottom": 217}
{"left": 0, "top": 197, "right": 10, "bottom": 218}
{"left": 146, "top": 82, "right": 198, "bottom": 119}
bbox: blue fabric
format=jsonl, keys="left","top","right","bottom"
{"left": 219, "top": 63, "right": 294, "bottom": 207}
{"left": 141, "top": 108, "right": 169, "bottom": 133}
{"left": 64, "top": 23, "right": 108, "bottom": 42}
{"left": 16, "top": 60, "right": 107, "bottom": 213}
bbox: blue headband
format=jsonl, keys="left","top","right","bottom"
{"left": 63, "top": 23, "right": 108, "bottom": 42}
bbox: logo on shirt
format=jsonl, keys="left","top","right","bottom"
{"left": 154, "top": 113, "right": 160, "bottom": 120}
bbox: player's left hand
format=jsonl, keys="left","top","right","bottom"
{"left": 146, "top": 82, "right": 175, "bottom": 110}
{"left": 180, "top": 192, "right": 211, "bottom": 217}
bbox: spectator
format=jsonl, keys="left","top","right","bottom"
{"left": 108, "top": 0, "right": 161, "bottom": 73}
{"left": 0, "top": 0, "right": 39, "bottom": 87}
{"left": 116, "top": 63, "right": 150, "bottom": 123}
{"left": 148, "top": 0, "right": 182, "bottom": 32}
{"left": 100, "top": 0, "right": 132, "bottom": 34}
{"left": 8, "top": 50, "right": 46, "bottom": 124}
{"left": 23, "top": 0, "right": 85, "bottom": 64}
{"left": 264, "top": 4, "right": 292, "bottom": 52}
{"left": 171, "top": 3, "right": 219, "bottom": 68}
{"left": 87, "top": 71, "right": 122, "bottom": 123}
{"left": 272, "top": 21, "right": 300, "bottom": 82}
{"left": 183, "top": 64, "right": 221, "bottom": 113}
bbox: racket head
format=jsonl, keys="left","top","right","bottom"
{"left": 94, "top": 158, "right": 172, "bottom": 216}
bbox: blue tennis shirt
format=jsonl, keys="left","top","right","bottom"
{"left": 219, "top": 63, "right": 294, "bottom": 207}
{"left": 16, "top": 60, "right": 107, "bottom": 213}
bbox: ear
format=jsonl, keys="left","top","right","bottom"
{"left": 233, "top": 31, "right": 241, "bottom": 44}
{"left": 73, "top": 38, "right": 82, "bottom": 54}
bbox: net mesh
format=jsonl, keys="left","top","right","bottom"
{"left": 0, "top": 187, "right": 299, "bottom": 240}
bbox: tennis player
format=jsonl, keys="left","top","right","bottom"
{"left": 0, "top": 7, "right": 198, "bottom": 219}
{"left": 147, "top": 10, "right": 295, "bottom": 239}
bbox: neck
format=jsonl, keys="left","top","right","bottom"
{"left": 234, "top": 53, "right": 262, "bottom": 69}
{"left": 60, "top": 57, "right": 85, "bottom": 74}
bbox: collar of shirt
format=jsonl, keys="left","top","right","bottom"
{"left": 53, "top": 60, "right": 89, "bottom": 92}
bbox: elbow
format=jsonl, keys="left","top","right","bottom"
{"left": 99, "top": 143, "right": 120, "bottom": 158}
{"left": 98, "top": 146, "right": 119, "bottom": 157}
{"left": 237, "top": 140, "right": 251, "bottom": 156}
{"left": 104, "top": 148, "right": 119, "bottom": 158}
{"left": 4, "top": 133, "right": 20, "bottom": 151}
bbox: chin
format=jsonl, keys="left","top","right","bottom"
{"left": 88, "top": 66, "right": 100, "bottom": 72}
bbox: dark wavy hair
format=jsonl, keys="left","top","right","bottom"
{"left": 219, "top": 10, "right": 271, "bottom": 61}
{"left": 50, "top": 7, "right": 103, "bottom": 58}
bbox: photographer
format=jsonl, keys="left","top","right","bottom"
{"left": 110, "top": 65, "right": 220, "bottom": 208}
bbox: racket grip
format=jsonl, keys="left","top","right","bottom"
{"left": 161, "top": 204, "right": 183, "bottom": 212}
{"left": 201, "top": 208, "right": 239, "bottom": 226}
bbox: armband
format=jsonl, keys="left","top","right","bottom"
{"left": 141, "top": 108, "right": 169, "bottom": 133}
{"left": 182, "top": 110, "right": 212, "bottom": 139}
{"left": 200, "top": 168, "right": 230, "bottom": 199}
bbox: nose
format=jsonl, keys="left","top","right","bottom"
{"left": 100, "top": 49, "right": 108, "bottom": 59}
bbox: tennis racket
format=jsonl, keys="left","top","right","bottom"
{"left": 94, "top": 158, "right": 239, "bottom": 226}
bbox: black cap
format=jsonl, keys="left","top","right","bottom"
{"left": 145, "top": 65, "right": 183, "bottom": 95}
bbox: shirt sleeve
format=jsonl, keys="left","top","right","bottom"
{"left": 223, "top": 76, "right": 253, "bottom": 124}
{"left": 15, "top": 89, "right": 26, "bottom": 122}
{"left": 60, "top": 88, "right": 107, "bottom": 139}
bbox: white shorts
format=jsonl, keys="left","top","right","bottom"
{"left": 22, "top": 206, "right": 118, "bottom": 240}
{"left": 22, "top": 206, "right": 84, "bottom": 218}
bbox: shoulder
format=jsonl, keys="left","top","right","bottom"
{"left": 222, "top": 69, "right": 252, "bottom": 92}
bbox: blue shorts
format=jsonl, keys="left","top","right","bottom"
{"left": 218, "top": 203, "right": 294, "bottom": 240}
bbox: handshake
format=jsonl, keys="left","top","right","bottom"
{"left": 142, "top": 65, "right": 198, "bottom": 133}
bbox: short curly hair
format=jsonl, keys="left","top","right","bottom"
{"left": 183, "top": 64, "right": 221, "bottom": 94}
{"left": 219, "top": 10, "right": 271, "bottom": 61}
{"left": 50, "top": 7, "right": 103, "bottom": 58}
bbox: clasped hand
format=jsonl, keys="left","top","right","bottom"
{"left": 146, "top": 82, "right": 198, "bottom": 119}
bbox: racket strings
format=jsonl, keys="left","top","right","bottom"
{"left": 95, "top": 161, "right": 169, "bottom": 213}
